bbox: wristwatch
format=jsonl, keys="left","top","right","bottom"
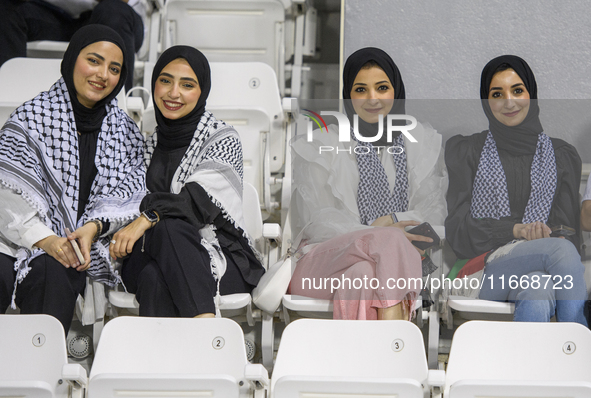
{"left": 141, "top": 209, "right": 160, "bottom": 227}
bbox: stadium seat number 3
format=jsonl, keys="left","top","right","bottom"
{"left": 391, "top": 339, "right": 404, "bottom": 352}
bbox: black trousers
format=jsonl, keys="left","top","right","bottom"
{"left": 0, "top": 0, "right": 143, "bottom": 91}
{"left": 122, "top": 218, "right": 254, "bottom": 317}
{"left": 0, "top": 252, "right": 86, "bottom": 333}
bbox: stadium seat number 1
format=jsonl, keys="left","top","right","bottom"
{"left": 32, "top": 333, "right": 46, "bottom": 347}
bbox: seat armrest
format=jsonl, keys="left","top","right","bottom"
{"left": 244, "top": 363, "right": 269, "bottom": 390}
{"left": 432, "top": 225, "right": 445, "bottom": 241}
{"left": 282, "top": 97, "right": 299, "bottom": 118}
{"left": 262, "top": 223, "right": 282, "bottom": 241}
{"left": 62, "top": 363, "right": 88, "bottom": 389}
{"left": 428, "top": 369, "right": 445, "bottom": 387}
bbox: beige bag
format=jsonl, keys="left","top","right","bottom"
{"left": 252, "top": 255, "right": 293, "bottom": 315}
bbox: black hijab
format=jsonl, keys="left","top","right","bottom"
{"left": 480, "top": 55, "right": 543, "bottom": 155}
{"left": 342, "top": 47, "right": 405, "bottom": 146}
{"left": 61, "top": 24, "right": 127, "bottom": 134}
{"left": 151, "top": 45, "right": 211, "bottom": 150}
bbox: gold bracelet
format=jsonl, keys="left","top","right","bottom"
{"left": 85, "top": 219, "right": 102, "bottom": 242}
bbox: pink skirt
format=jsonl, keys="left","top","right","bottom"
{"left": 290, "top": 227, "right": 422, "bottom": 320}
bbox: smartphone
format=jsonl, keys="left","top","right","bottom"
{"left": 407, "top": 222, "right": 441, "bottom": 250}
{"left": 65, "top": 227, "right": 86, "bottom": 265}
{"left": 550, "top": 225, "right": 575, "bottom": 238}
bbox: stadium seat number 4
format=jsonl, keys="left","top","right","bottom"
{"left": 562, "top": 341, "right": 576, "bottom": 355}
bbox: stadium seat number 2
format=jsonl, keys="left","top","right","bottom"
{"left": 249, "top": 78, "right": 260, "bottom": 89}
{"left": 212, "top": 336, "right": 225, "bottom": 350}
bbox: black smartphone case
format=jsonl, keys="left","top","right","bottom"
{"left": 407, "top": 222, "right": 441, "bottom": 250}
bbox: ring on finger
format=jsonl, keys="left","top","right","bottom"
{"left": 56, "top": 248, "right": 63, "bottom": 253}
{"left": 110, "top": 240, "right": 116, "bottom": 245}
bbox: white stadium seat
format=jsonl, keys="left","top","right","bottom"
{"left": 0, "top": 314, "right": 87, "bottom": 398}
{"left": 88, "top": 317, "right": 269, "bottom": 397}
{"left": 0, "top": 57, "right": 63, "bottom": 124}
{"left": 163, "top": 0, "right": 287, "bottom": 94}
{"left": 271, "top": 318, "right": 444, "bottom": 398}
{"left": 26, "top": 40, "right": 68, "bottom": 59}
{"left": 443, "top": 321, "right": 591, "bottom": 398}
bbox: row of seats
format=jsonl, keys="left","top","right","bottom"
{"left": 3, "top": 315, "right": 591, "bottom": 398}
{"left": 26, "top": 0, "right": 318, "bottom": 98}
{"left": 3, "top": 55, "right": 591, "bottom": 376}
{"left": 4, "top": 22, "right": 591, "bottom": 392}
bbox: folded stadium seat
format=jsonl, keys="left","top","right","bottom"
{"left": 162, "top": 0, "right": 289, "bottom": 94}
{"left": 88, "top": 317, "right": 269, "bottom": 397}
{"left": 26, "top": 41, "right": 69, "bottom": 59}
{"left": 442, "top": 321, "right": 591, "bottom": 398}
{"left": 0, "top": 314, "right": 88, "bottom": 398}
{"left": 270, "top": 318, "right": 445, "bottom": 398}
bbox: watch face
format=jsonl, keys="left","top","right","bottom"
{"left": 143, "top": 210, "right": 158, "bottom": 222}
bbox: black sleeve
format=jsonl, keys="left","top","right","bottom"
{"left": 444, "top": 133, "right": 517, "bottom": 259}
{"left": 547, "top": 140, "right": 582, "bottom": 249}
{"left": 140, "top": 182, "right": 221, "bottom": 229}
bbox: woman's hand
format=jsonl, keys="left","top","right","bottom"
{"left": 35, "top": 235, "right": 81, "bottom": 269}
{"left": 390, "top": 220, "right": 432, "bottom": 255}
{"left": 110, "top": 216, "right": 152, "bottom": 259}
{"left": 67, "top": 222, "right": 97, "bottom": 271}
{"left": 513, "top": 221, "right": 551, "bottom": 241}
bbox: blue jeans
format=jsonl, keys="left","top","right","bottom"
{"left": 478, "top": 238, "right": 588, "bottom": 326}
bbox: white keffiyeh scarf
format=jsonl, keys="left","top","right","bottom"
{"left": 0, "top": 78, "right": 146, "bottom": 303}
{"left": 146, "top": 111, "right": 261, "bottom": 288}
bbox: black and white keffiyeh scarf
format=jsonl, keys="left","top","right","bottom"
{"left": 470, "top": 131, "right": 556, "bottom": 223}
{"left": 0, "top": 78, "right": 146, "bottom": 295}
{"left": 354, "top": 133, "right": 409, "bottom": 225}
{"left": 146, "top": 111, "right": 261, "bottom": 281}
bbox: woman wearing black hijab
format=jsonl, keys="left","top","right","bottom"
{"left": 113, "top": 46, "right": 264, "bottom": 318}
{"left": 289, "top": 47, "right": 447, "bottom": 320}
{"left": 445, "top": 55, "right": 587, "bottom": 325}
{"left": 0, "top": 25, "right": 146, "bottom": 332}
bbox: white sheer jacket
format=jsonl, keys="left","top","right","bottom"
{"left": 291, "top": 121, "right": 448, "bottom": 249}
